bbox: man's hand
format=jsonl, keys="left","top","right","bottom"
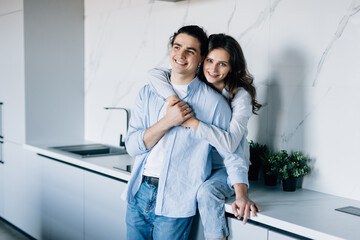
{"left": 232, "top": 183, "right": 261, "bottom": 224}
{"left": 143, "top": 100, "right": 192, "bottom": 149}
{"left": 163, "top": 100, "right": 193, "bottom": 128}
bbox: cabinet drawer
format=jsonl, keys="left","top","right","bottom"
{"left": 227, "top": 217, "right": 268, "bottom": 240}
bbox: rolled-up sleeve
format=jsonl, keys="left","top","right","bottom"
{"left": 211, "top": 99, "right": 250, "bottom": 188}
{"left": 125, "top": 87, "right": 151, "bottom": 157}
{"left": 195, "top": 89, "right": 252, "bottom": 153}
{"left": 148, "top": 67, "right": 174, "bottom": 100}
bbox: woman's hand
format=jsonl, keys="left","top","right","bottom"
{"left": 232, "top": 183, "right": 261, "bottom": 224}
{"left": 232, "top": 197, "right": 261, "bottom": 224}
{"left": 182, "top": 117, "right": 199, "bottom": 130}
{"left": 166, "top": 94, "right": 180, "bottom": 104}
{"left": 163, "top": 100, "right": 193, "bottom": 128}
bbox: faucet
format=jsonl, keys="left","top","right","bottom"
{"left": 104, "top": 107, "right": 129, "bottom": 148}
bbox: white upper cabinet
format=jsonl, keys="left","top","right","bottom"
{"left": 0, "top": 0, "right": 84, "bottom": 145}
{"left": 0, "top": 0, "right": 22, "bottom": 15}
{"left": 0, "top": 10, "right": 25, "bottom": 143}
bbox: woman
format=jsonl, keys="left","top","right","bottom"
{"left": 149, "top": 34, "right": 261, "bottom": 240}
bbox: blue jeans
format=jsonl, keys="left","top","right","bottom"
{"left": 197, "top": 168, "right": 234, "bottom": 239}
{"left": 126, "top": 181, "right": 193, "bottom": 240}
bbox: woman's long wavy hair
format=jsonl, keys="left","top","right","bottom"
{"left": 198, "top": 34, "right": 261, "bottom": 114}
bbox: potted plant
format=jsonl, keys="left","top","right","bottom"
{"left": 262, "top": 150, "right": 281, "bottom": 186}
{"left": 249, "top": 141, "right": 268, "bottom": 181}
{"left": 278, "top": 151, "right": 310, "bottom": 191}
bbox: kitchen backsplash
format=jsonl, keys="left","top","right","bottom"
{"left": 84, "top": 0, "right": 360, "bottom": 201}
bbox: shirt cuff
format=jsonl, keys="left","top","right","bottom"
{"left": 227, "top": 173, "right": 249, "bottom": 189}
{"left": 195, "top": 121, "right": 210, "bottom": 139}
{"left": 139, "top": 129, "right": 151, "bottom": 153}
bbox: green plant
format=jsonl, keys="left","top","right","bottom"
{"left": 262, "top": 150, "right": 283, "bottom": 177}
{"left": 249, "top": 141, "right": 268, "bottom": 161}
{"left": 277, "top": 151, "right": 310, "bottom": 180}
{"left": 249, "top": 141, "right": 268, "bottom": 180}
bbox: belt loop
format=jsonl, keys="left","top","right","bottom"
{"left": 143, "top": 176, "right": 159, "bottom": 187}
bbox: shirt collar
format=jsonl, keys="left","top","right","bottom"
{"left": 187, "top": 76, "right": 201, "bottom": 94}
{"left": 168, "top": 76, "right": 201, "bottom": 99}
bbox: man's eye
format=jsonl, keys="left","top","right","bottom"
{"left": 187, "top": 50, "right": 194, "bottom": 54}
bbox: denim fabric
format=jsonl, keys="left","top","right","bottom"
{"left": 197, "top": 168, "right": 234, "bottom": 239}
{"left": 126, "top": 181, "right": 193, "bottom": 240}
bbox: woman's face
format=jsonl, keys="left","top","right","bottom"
{"left": 203, "top": 48, "right": 231, "bottom": 90}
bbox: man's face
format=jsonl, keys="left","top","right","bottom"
{"left": 170, "top": 33, "right": 203, "bottom": 78}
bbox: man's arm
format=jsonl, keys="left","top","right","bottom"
{"left": 143, "top": 100, "right": 193, "bottom": 149}
{"left": 126, "top": 87, "right": 193, "bottom": 157}
{"left": 125, "top": 87, "right": 151, "bottom": 157}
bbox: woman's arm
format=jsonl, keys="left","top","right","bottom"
{"left": 148, "top": 67, "right": 179, "bottom": 102}
{"left": 185, "top": 89, "right": 253, "bottom": 153}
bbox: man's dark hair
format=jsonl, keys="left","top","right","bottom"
{"left": 169, "top": 25, "right": 208, "bottom": 57}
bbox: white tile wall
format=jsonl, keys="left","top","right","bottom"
{"left": 84, "top": 0, "right": 360, "bottom": 201}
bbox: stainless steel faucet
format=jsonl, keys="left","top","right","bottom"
{"left": 104, "top": 107, "right": 129, "bottom": 147}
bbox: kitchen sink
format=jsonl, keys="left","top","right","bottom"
{"left": 51, "top": 144, "right": 127, "bottom": 158}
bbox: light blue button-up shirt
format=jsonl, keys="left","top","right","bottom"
{"left": 125, "top": 77, "right": 241, "bottom": 218}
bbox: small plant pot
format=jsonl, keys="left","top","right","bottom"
{"left": 282, "top": 177, "right": 297, "bottom": 191}
{"left": 264, "top": 174, "right": 277, "bottom": 186}
{"left": 248, "top": 162, "right": 261, "bottom": 180}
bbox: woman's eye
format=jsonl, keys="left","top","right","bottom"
{"left": 206, "top": 59, "right": 213, "bottom": 63}
{"left": 219, "top": 63, "right": 227, "bottom": 67}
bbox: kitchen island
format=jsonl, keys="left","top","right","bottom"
{"left": 25, "top": 143, "right": 360, "bottom": 240}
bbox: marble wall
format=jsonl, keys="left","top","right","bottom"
{"left": 84, "top": 0, "right": 360, "bottom": 201}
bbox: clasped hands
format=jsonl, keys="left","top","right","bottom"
{"left": 164, "top": 95, "right": 198, "bottom": 129}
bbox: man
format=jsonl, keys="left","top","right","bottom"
{"left": 124, "top": 25, "right": 243, "bottom": 240}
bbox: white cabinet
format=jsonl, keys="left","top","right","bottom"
{"left": 39, "top": 155, "right": 129, "bottom": 240}
{"left": 84, "top": 171, "right": 127, "bottom": 240}
{"left": 0, "top": 8, "right": 25, "bottom": 144}
{"left": 2, "top": 142, "right": 41, "bottom": 239}
{"left": 268, "top": 230, "right": 300, "bottom": 240}
{"left": 40, "top": 157, "right": 84, "bottom": 240}
{"left": 0, "top": 0, "right": 22, "bottom": 15}
{"left": 227, "top": 217, "right": 268, "bottom": 240}
{"left": 0, "top": 0, "right": 84, "bottom": 145}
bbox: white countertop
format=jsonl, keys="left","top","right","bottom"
{"left": 25, "top": 143, "right": 360, "bottom": 240}
{"left": 225, "top": 182, "right": 360, "bottom": 240}
{"left": 24, "top": 142, "right": 132, "bottom": 182}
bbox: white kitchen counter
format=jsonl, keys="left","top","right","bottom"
{"left": 225, "top": 182, "right": 360, "bottom": 240}
{"left": 24, "top": 142, "right": 132, "bottom": 182}
{"left": 25, "top": 143, "right": 360, "bottom": 240}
